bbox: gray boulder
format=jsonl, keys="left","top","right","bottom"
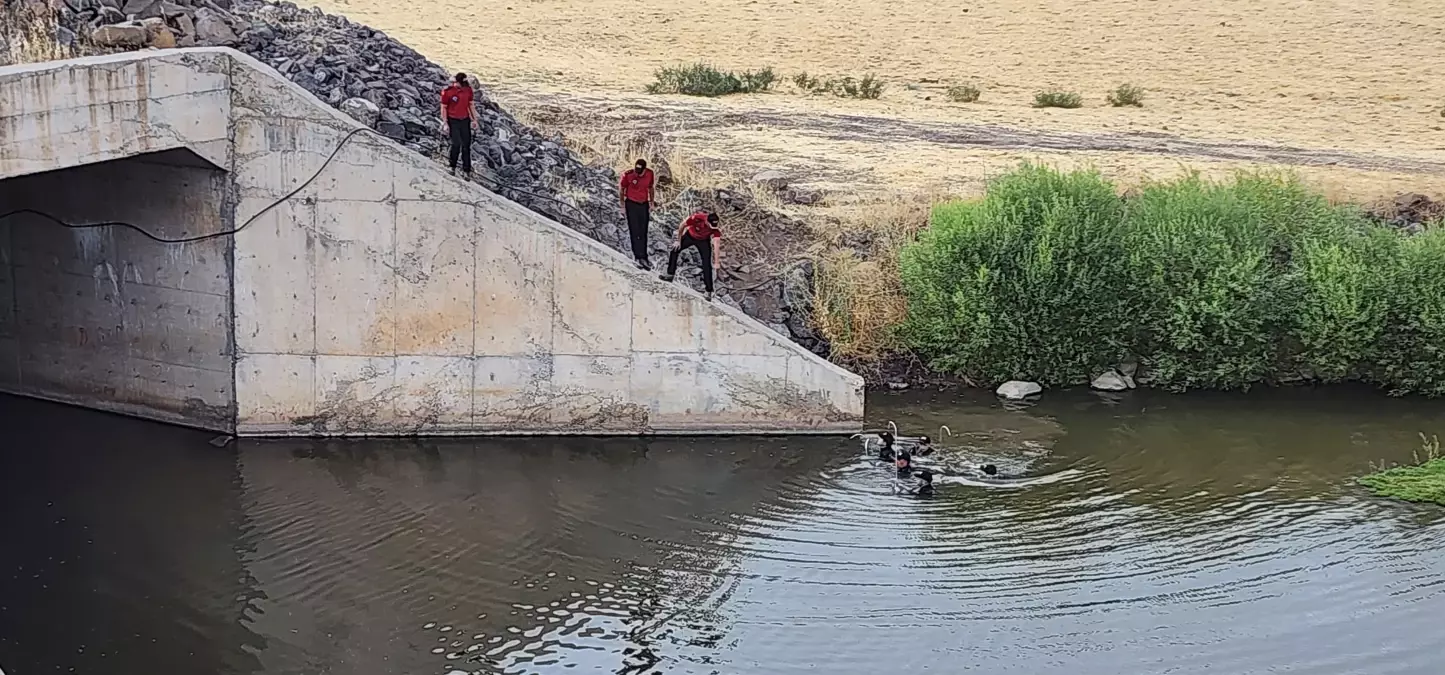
{"left": 193, "top": 7, "right": 238, "bottom": 45}
{"left": 997, "top": 381, "right": 1042, "bottom": 400}
{"left": 339, "top": 97, "right": 380, "bottom": 128}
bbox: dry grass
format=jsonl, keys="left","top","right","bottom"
{"left": 1, "top": 3, "right": 90, "bottom": 66}
{"left": 810, "top": 193, "right": 936, "bottom": 362}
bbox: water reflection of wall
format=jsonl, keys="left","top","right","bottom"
{"left": 234, "top": 435, "right": 841, "bottom": 674}
{"left": 0, "top": 395, "right": 258, "bottom": 675}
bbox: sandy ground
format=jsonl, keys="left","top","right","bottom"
{"left": 312, "top": 0, "right": 1445, "bottom": 199}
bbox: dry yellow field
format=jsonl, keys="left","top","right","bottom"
{"left": 315, "top": 0, "right": 1445, "bottom": 199}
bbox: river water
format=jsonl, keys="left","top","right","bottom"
{"left": 2, "top": 388, "right": 1443, "bottom": 675}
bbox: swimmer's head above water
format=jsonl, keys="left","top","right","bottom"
{"left": 979, "top": 464, "right": 998, "bottom": 476}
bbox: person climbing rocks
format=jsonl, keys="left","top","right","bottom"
{"left": 620, "top": 158, "right": 657, "bottom": 269}
{"left": 440, "top": 72, "right": 480, "bottom": 178}
{"left": 659, "top": 210, "right": 722, "bottom": 301}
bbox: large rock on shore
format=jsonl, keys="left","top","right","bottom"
{"left": 996, "top": 381, "right": 1042, "bottom": 400}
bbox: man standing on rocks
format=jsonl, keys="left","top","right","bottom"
{"left": 620, "top": 158, "right": 657, "bottom": 269}
{"left": 659, "top": 211, "right": 722, "bottom": 301}
{"left": 440, "top": 73, "right": 480, "bottom": 178}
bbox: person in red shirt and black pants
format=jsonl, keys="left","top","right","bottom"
{"left": 659, "top": 211, "right": 722, "bottom": 301}
{"left": 620, "top": 159, "right": 656, "bottom": 269}
{"left": 440, "top": 73, "right": 480, "bottom": 178}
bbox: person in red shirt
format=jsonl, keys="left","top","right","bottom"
{"left": 659, "top": 211, "right": 722, "bottom": 301}
{"left": 619, "top": 159, "right": 656, "bottom": 269}
{"left": 440, "top": 72, "right": 480, "bottom": 178}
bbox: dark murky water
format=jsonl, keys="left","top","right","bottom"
{"left": 3, "top": 388, "right": 1444, "bottom": 675}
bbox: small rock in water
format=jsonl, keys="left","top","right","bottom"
{"left": 886, "top": 381, "right": 910, "bottom": 391}
{"left": 996, "top": 380, "right": 1042, "bottom": 400}
{"left": 1090, "top": 370, "right": 1131, "bottom": 392}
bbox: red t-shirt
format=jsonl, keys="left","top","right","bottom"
{"left": 620, "top": 169, "right": 654, "bottom": 203}
{"left": 683, "top": 212, "right": 721, "bottom": 240}
{"left": 441, "top": 84, "right": 473, "bottom": 119}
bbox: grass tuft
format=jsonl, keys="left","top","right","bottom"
{"left": 645, "top": 63, "right": 776, "bottom": 97}
{"left": 1359, "top": 433, "right": 1445, "bottom": 506}
{"left": 1107, "top": 83, "right": 1146, "bottom": 107}
{"left": 1033, "top": 90, "right": 1083, "bottom": 108}
{"left": 793, "top": 72, "right": 886, "bottom": 99}
{"left": 812, "top": 194, "right": 935, "bottom": 361}
{"left": 946, "top": 83, "right": 981, "bottom": 103}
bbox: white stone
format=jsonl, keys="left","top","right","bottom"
{"left": 1091, "top": 370, "right": 1131, "bottom": 391}
{"left": 339, "top": 96, "right": 380, "bottom": 127}
{"left": 996, "top": 380, "right": 1042, "bottom": 400}
{"left": 751, "top": 169, "right": 790, "bottom": 190}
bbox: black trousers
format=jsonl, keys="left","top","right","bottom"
{"left": 666, "top": 233, "right": 714, "bottom": 292}
{"left": 447, "top": 117, "right": 472, "bottom": 173}
{"left": 624, "top": 199, "right": 651, "bottom": 261}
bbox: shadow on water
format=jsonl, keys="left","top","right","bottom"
{"left": 4, "top": 387, "right": 1445, "bottom": 675}
{"left": 0, "top": 395, "right": 264, "bottom": 675}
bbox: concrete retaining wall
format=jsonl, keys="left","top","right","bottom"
{"left": 0, "top": 153, "right": 235, "bottom": 430}
{"left": 0, "top": 48, "right": 864, "bottom": 436}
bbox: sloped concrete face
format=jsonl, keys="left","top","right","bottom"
{"left": 0, "top": 48, "right": 864, "bottom": 436}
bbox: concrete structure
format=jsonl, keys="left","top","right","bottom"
{"left": 0, "top": 48, "right": 864, "bottom": 436}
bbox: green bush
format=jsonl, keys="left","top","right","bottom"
{"left": 646, "top": 63, "right": 775, "bottom": 96}
{"left": 1375, "top": 228, "right": 1445, "bottom": 395}
{"left": 947, "top": 84, "right": 981, "bottom": 103}
{"left": 1106, "top": 83, "right": 1145, "bottom": 107}
{"left": 1033, "top": 90, "right": 1083, "bottom": 108}
{"left": 898, "top": 164, "right": 1445, "bottom": 396}
{"left": 899, "top": 164, "right": 1133, "bottom": 385}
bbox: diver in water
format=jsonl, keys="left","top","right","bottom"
{"left": 913, "top": 468, "right": 935, "bottom": 497}
{"left": 966, "top": 464, "right": 1013, "bottom": 480}
{"left": 914, "top": 436, "right": 935, "bottom": 457}
{"left": 895, "top": 448, "right": 914, "bottom": 478}
{"left": 876, "top": 431, "right": 897, "bottom": 461}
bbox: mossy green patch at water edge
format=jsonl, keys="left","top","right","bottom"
{"left": 1359, "top": 434, "right": 1445, "bottom": 506}
{"left": 898, "top": 163, "right": 1445, "bottom": 395}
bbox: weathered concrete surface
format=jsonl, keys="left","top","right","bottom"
{"left": 0, "top": 48, "right": 864, "bottom": 435}
{"left": 0, "top": 151, "right": 235, "bottom": 430}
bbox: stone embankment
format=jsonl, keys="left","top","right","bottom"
{"left": 41, "top": 0, "right": 828, "bottom": 357}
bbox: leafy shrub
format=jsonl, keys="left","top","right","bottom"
{"left": 793, "top": 72, "right": 821, "bottom": 91}
{"left": 1106, "top": 83, "right": 1145, "bottom": 107}
{"left": 899, "top": 164, "right": 1132, "bottom": 385}
{"left": 646, "top": 63, "right": 775, "bottom": 96}
{"left": 947, "top": 84, "right": 981, "bottom": 103}
{"left": 1121, "top": 175, "right": 1299, "bottom": 390}
{"left": 898, "top": 164, "right": 1445, "bottom": 396}
{"left": 1033, "top": 90, "right": 1083, "bottom": 108}
{"left": 1375, "top": 228, "right": 1445, "bottom": 395}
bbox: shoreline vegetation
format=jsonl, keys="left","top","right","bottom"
{"left": 1359, "top": 434, "right": 1445, "bottom": 506}
{"left": 820, "top": 164, "right": 1445, "bottom": 398}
